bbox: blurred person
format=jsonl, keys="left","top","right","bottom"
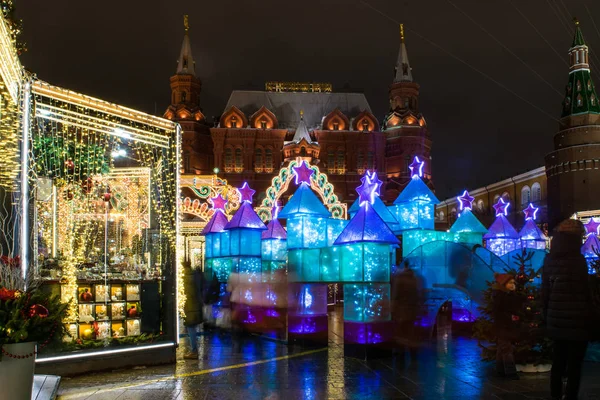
{"left": 202, "top": 268, "right": 220, "bottom": 329}
{"left": 542, "top": 219, "right": 593, "bottom": 400}
{"left": 492, "top": 273, "right": 521, "bottom": 379}
{"left": 182, "top": 261, "right": 203, "bottom": 360}
{"left": 391, "top": 260, "right": 423, "bottom": 361}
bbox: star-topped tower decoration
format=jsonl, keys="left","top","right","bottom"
{"left": 209, "top": 193, "right": 227, "bottom": 212}
{"left": 457, "top": 190, "right": 474, "bottom": 211}
{"left": 293, "top": 160, "right": 314, "bottom": 185}
{"left": 523, "top": 203, "right": 538, "bottom": 221}
{"left": 409, "top": 156, "right": 425, "bottom": 178}
{"left": 365, "top": 170, "right": 383, "bottom": 196}
{"left": 584, "top": 217, "right": 600, "bottom": 236}
{"left": 356, "top": 171, "right": 379, "bottom": 206}
{"left": 492, "top": 198, "right": 510, "bottom": 217}
{"left": 238, "top": 182, "right": 255, "bottom": 204}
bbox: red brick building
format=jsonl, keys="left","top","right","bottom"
{"left": 165, "top": 22, "right": 433, "bottom": 205}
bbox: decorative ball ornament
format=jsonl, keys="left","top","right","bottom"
{"left": 65, "top": 160, "right": 75, "bottom": 171}
{"left": 515, "top": 267, "right": 528, "bottom": 286}
{"left": 80, "top": 288, "right": 93, "bottom": 302}
{"left": 103, "top": 192, "right": 111, "bottom": 203}
{"left": 81, "top": 177, "right": 94, "bottom": 194}
{"left": 29, "top": 304, "right": 49, "bottom": 318}
{"left": 127, "top": 305, "right": 138, "bottom": 318}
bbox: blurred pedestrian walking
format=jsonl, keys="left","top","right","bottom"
{"left": 492, "top": 273, "right": 521, "bottom": 379}
{"left": 182, "top": 260, "right": 203, "bottom": 360}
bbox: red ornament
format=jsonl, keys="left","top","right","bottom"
{"left": 81, "top": 177, "right": 94, "bottom": 194}
{"left": 65, "top": 160, "right": 75, "bottom": 171}
{"left": 80, "top": 288, "right": 93, "bottom": 302}
{"left": 127, "top": 305, "right": 138, "bottom": 318}
{"left": 29, "top": 304, "right": 49, "bottom": 318}
{"left": 103, "top": 192, "right": 111, "bottom": 202}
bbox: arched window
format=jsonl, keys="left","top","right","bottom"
{"left": 577, "top": 94, "right": 583, "bottom": 107}
{"left": 531, "top": 182, "right": 541, "bottom": 202}
{"left": 260, "top": 119, "right": 267, "bottom": 129}
{"left": 439, "top": 211, "right": 445, "bottom": 221}
{"left": 362, "top": 119, "right": 369, "bottom": 132}
{"left": 224, "top": 148, "right": 233, "bottom": 172}
{"left": 502, "top": 192, "right": 510, "bottom": 202}
{"left": 265, "top": 148, "right": 273, "bottom": 172}
{"left": 230, "top": 116, "right": 238, "bottom": 128}
{"left": 255, "top": 148, "right": 263, "bottom": 173}
{"left": 356, "top": 152, "right": 364, "bottom": 174}
{"left": 493, "top": 194, "right": 500, "bottom": 204}
{"left": 477, "top": 199, "right": 485, "bottom": 213}
{"left": 521, "top": 186, "right": 531, "bottom": 206}
{"left": 367, "top": 152, "right": 374, "bottom": 171}
{"left": 332, "top": 121, "right": 340, "bottom": 131}
{"left": 181, "top": 91, "right": 187, "bottom": 103}
{"left": 234, "top": 148, "right": 243, "bottom": 172}
{"left": 327, "top": 151, "right": 335, "bottom": 174}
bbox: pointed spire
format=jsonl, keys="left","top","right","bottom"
{"left": 394, "top": 24, "right": 413, "bottom": 83}
{"left": 292, "top": 110, "right": 312, "bottom": 143}
{"left": 572, "top": 18, "right": 586, "bottom": 48}
{"left": 176, "top": 14, "right": 196, "bottom": 76}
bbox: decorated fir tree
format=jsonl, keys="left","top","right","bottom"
{"left": 473, "top": 249, "right": 553, "bottom": 365}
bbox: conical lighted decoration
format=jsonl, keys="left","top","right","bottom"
{"left": 390, "top": 156, "right": 439, "bottom": 232}
{"left": 278, "top": 161, "right": 330, "bottom": 339}
{"left": 261, "top": 206, "right": 287, "bottom": 280}
{"left": 334, "top": 171, "right": 400, "bottom": 349}
{"left": 519, "top": 203, "right": 547, "bottom": 250}
{"left": 449, "top": 190, "right": 488, "bottom": 245}
{"left": 483, "top": 198, "right": 519, "bottom": 257}
{"left": 201, "top": 194, "right": 231, "bottom": 282}
{"left": 581, "top": 218, "right": 600, "bottom": 274}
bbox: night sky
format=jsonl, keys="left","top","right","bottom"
{"left": 16, "top": 0, "right": 600, "bottom": 200}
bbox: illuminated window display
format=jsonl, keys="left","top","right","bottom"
{"left": 30, "top": 81, "right": 180, "bottom": 362}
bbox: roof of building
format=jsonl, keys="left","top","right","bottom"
{"left": 394, "top": 24, "right": 413, "bottom": 83}
{"left": 176, "top": 32, "right": 195, "bottom": 75}
{"left": 291, "top": 115, "right": 313, "bottom": 143}
{"left": 224, "top": 90, "right": 372, "bottom": 130}
{"left": 334, "top": 205, "right": 400, "bottom": 245}
{"left": 572, "top": 21, "right": 586, "bottom": 48}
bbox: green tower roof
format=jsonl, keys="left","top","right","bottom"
{"left": 572, "top": 21, "right": 586, "bottom": 48}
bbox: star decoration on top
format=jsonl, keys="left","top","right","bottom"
{"left": 363, "top": 170, "right": 383, "bottom": 197}
{"left": 356, "top": 173, "right": 379, "bottom": 206}
{"left": 523, "top": 203, "right": 538, "bottom": 221}
{"left": 492, "top": 198, "right": 510, "bottom": 217}
{"left": 238, "top": 182, "right": 255, "bottom": 204}
{"left": 209, "top": 193, "right": 227, "bottom": 212}
{"left": 457, "top": 190, "right": 474, "bottom": 211}
{"left": 293, "top": 161, "right": 314, "bottom": 185}
{"left": 409, "top": 156, "right": 425, "bottom": 178}
{"left": 584, "top": 217, "right": 600, "bottom": 236}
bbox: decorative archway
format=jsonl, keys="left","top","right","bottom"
{"left": 256, "top": 157, "right": 347, "bottom": 222}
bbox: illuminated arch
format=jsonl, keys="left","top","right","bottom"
{"left": 256, "top": 157, "right": 347, "bottom": 222}
{"left": 249, "top": 106, "right": 278, "bottom": 129}
{"left": 352, "top": 110, "right": 380, "bottom": 132}
{"left": 219, "top": 106, "right": 248, "bottom": 128}
{"left": 322, "top": 108, "right": 350, "bottom": 131}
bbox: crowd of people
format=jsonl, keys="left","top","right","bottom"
{"left": 181, "top": 218, "right": 599, "bottom": 400}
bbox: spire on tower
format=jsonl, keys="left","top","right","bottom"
{"left": 176, "top": 14, "right": 196, "bottom": 75}
{"left": 292, "top": 110, "right": 312, "bottom": 143}
{"left": 394, "top": 23, "right": 413, "bottom": 83}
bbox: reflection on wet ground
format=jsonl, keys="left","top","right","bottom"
{"left": 57, "top": 313, "right": 600, "bottom": 400}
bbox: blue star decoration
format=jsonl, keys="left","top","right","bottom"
{"left": 365, "top": 170, "right": 383, "bottom": 197}
{"left": 457, "top": 190, "right": 474, "bottom": 211}
{"left": 238, "top": 182, "right": 255, "bottom": 204}
{"left": 584, "top": 217, "right": 600, "bottom": 236}
{"left": 409, "top": 156, "right": 425, "bottom": 178}
{"left": 523, "top": 203, "right": 538, "bottom": 221}
{"left": 293, "top": 160, "right": 314, "bottom": 185}
{"left": 209, "top": 193, "right": 227, "bottom": 211}
{"left": 492, "top": 198, "right": 510, "bottom": 217}
{"left": 357, "top": 172, "right": 379, "bottom": 206}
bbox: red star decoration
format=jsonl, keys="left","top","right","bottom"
{"left": 523, "top": 203, "right": 538, "bottom": 221}
{"left": 238, "top": 182, "right": 255, "bottom": 203}
{"left": 584, "top": 218, "right": 600, "bottom": 236}
{"left": 209, "top": 193, "right": 227, "bottom": 211}
{"left": 293, "top": 161, "right": 314, "bottom": 185}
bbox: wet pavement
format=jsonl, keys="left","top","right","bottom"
{"left": 56, "top": 312, "right": 600, "bottom": 400}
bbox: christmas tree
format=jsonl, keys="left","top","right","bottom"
{"left": 473, "top": 249, "right": 553, "bottom": 365}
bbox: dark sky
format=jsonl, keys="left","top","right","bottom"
{"left": 16, "top": 0, "right": 600, "bottom": 200}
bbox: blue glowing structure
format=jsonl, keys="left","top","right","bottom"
{"left": 202, "top": 195, "right": 231, "bottom": 282}
{"left": 519, "top": 203, "right": 547, "bottom": 250}
{"left": 449, "top": 208, "right": 488, "bottom": 245}
{"left": 484, "top": 199, "right": 519, "bottom": 257}
{"left": 349, "top": 196, "right": 400, "bottom": 233}
{"left": 261, "top": 216, "right": 287, "bottom": 280}
{"left": 581, "top": 234, "right": 600, "bottom": 274}
{"left": 335, "top": 171, "right": 399, "bottom": 346}
{"left": 390, "top": 160, "right": 439, "bottom": 232}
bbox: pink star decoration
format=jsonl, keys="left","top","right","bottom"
{"left": 293, "top": 161, "right": 314, "bottom": 185}
{"left": 209, "top": 193, "right": 227, "bottom": 212}
{"left": 457, "top": 190, "right": 474, "bottom": 211}
{"left": 356, "top": 172, "right": 379, "bottom": 207}
{"left": 523, "top": 203, "right": 538, "bottom": 221}
{"left": 409, "top": 156, "right": 425, "bottom": 178}
{"left": 238, "top": 182, "right": 255, "bottom": 204}
{"left": 492, "top": 198, "right": 510, "bottom": 217}
{"left": 584, "top": 217, "right": 600, "bottom": 236}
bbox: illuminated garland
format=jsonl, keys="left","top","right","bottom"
{"left": 257, "top": 157, "right": 347, "bottom": 222}
{"left": 0, "top": 81, "right": 19, "bottom": 189}
{"left": 181, "top": 179, "right": 240, "bottom": 222}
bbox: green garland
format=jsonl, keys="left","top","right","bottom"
{"left": 54, "top": 333, "right": 164, "bottom": 352}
